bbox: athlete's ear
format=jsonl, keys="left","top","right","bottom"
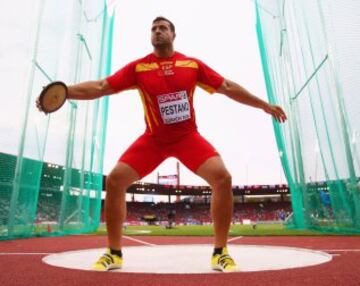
{"left": 173, "top": 32, "right": 176, "bottom": 40}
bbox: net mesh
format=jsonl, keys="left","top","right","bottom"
{"left": 255, "top": 0, "right": 360, "bottom": 233}
{"left": 0, "top": 0, "right": 114, "bottom": 239}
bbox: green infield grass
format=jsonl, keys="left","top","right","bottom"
{"left": 93, "top": 223, "right": 341, "bottom": 236}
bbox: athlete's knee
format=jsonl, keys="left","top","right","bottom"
{"left": 106, "top": 169, "right": 131, "bottom": 192}
{"left": 213, "top": 170, "right": 232, "bottom": 190}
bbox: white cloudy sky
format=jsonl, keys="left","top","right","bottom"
{"left": 104, "top": 0, "right": 285, "bottom": 185}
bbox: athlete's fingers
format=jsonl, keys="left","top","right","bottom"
{"left": 275, "top": 106, "right": 287, "bottom": 123}
{"left": 35, "top": 97, "right": 41, "bottom": 109}
{"left": 276, "top": 111, "right": 286, "bottom": 123}
{"left": 272, "top": 109, "right": 281, "bottom": 122}
{"left": 264, "top": 104, "right": 287, "bottom": 123}
{"left": 35, "top": 96, "right": 46, "bottom": 113}
{"left": 275, "top": 111, "right": 282, "bottom": 122}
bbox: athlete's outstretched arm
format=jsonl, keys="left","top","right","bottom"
{"left": 217, "top": 78, "right": 287, "bottom": 123}
{"left": 67, "top": 79, "right": 115, "bottom": 100}
{"left": 35, "top": 79, "right": 115, "bottom": 113}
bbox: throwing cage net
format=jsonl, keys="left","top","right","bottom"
{"left": 0, "top": 0, "right": 115, "bottom": 239}
{"left": 256, "top": 0, "right": 360, "bottom": 233}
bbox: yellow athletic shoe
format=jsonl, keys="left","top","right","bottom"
{"left": 92, "top": 249, "right": 123, "bottom": 271}
{"left": 211, "top": 247, "right": 238, "bottom": 272}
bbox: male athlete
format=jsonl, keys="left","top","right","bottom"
{"left": 37, "top": 16, "right": 287, "bottom": 272}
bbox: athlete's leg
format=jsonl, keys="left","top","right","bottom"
{"left": 195, "top": 156, "right": 233, "bottom": 248}
{"left": 105, "top": 134, "right": 164, "bottom": 250}
{"left": 105, "top": 161, "right": 139, "bottom": 250}
{"left": 172, "top": 132, "right": 233, "bottom": 248}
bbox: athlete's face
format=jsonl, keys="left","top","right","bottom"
{"left": 151, "top": 20, "right": 175, "bottom": 48}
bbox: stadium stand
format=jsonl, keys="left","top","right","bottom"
{"left": 102, "top": 201, "right": 292, "bottom": 226}
{"left": 1, "top": 152, "right": 292, "bottom": 236}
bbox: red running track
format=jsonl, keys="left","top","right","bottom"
{"left": 0, "top": 235, "right": 360, "bottom": 286}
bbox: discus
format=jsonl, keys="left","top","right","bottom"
{"left": 38, "top": 81, "right": 68, "bottom": 114}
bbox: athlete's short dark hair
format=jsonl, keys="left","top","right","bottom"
{"left": 152, "top": 16, "right": 175, "bottom": 33}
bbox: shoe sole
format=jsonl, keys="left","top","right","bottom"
{"left": 93, "top": 265, "right": 122, "bottom": 271}
{"left": 212, "top": 266, "right": 239, "bottom": 272}
{"left": 108, "top": 265, "right": 122, "bottom": 271}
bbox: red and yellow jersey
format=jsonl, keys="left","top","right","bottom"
{"left": 106, "top": 51, "right": 224, "bottom": 140}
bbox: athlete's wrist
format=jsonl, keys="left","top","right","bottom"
{"left": 261, "top": 102, "right": 272, "bottom": 112}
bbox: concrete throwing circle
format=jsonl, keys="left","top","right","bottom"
{"left": 42, "top": 244, "right": 332, "bottom": 273}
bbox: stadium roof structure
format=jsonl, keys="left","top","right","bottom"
{"left": 127, "top": 181, "right": 289, "bottom": 196}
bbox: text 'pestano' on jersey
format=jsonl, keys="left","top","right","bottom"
{"left": 106, "top": 51, "right": 224, "bottom": 140}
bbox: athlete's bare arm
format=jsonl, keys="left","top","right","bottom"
{"left": 35, "top": 79, "right": 115, "bottom": 113}
{"left": 217, "top": 78, "right": 287, "bottom": 123}
{"left": 67, "top": 79, "right": 115, "bottom": 100}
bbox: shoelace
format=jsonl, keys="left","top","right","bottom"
{"left": 98, "top": 253, "right": 114, "bottom": 267}
{"left": 218, "top": 254, "right": 235, "bottom": 269}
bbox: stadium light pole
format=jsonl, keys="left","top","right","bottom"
{"left": 246, "top": 160, "right": 249, "bottom": 186}
{"left": 279, "top": 151, "right": 283, "bottom": 185}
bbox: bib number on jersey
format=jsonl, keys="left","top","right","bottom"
{"left": 157, "top": 91, "right": 191, "bottom": 124}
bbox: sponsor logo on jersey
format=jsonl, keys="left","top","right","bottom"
{"left": 157, "top": 91, "right": 191, "bottom": 124}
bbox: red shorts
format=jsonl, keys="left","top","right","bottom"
{"left": 119, "top": 131, "right": 219, "bottom": 178}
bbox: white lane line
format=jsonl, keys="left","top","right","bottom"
{"left": 0, "top": 252, "right": 52, "bottom": 255}
{"left": 227, "top": 236, "right": 243, "bottom": 243}
{"left": 123, "top": 235, "right": 156, "bottom": 246}
{"left": 321, "top": 249, "right": 360, "bottom": 252}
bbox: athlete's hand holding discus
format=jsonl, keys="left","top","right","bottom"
{"left": 36, "top": 81, "right": 68, "bottom": 114}
{"left": 36, "top": 80, "right": 114, "bottom": 114}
